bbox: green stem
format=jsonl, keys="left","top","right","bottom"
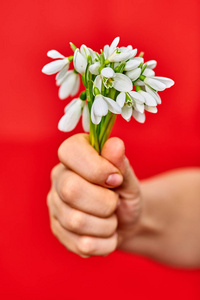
{"left": 99, "top": 114, "right": 116, "bottom": 153}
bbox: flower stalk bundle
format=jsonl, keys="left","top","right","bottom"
{"left": 42, "top": 37, "right": 174, "bottom": 153}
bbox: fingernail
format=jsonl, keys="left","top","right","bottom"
{"left": 106, "top": 173, "right": 122, "bottom": 186}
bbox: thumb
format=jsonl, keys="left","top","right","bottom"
{"left": 101, "top": 137, "right": 140, "bottom": 196}
{"left": 101, "top": 137, "right": 126, "bottom": 173}
{"left": 101, "top": 137, "right": 142, "bottom": 227}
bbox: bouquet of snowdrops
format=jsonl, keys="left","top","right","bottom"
{"left": 42, "top": 37, "right": 174, "bottom": 153}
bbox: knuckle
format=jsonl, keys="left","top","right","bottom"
{"left": 57, "top": 141, "right": 66, "bottom": 162}
{"left": 50, "top": 165, "right": 59, "bottom": 182}
{"left": 68, "top": 211, "right": 85, "bottom": 232}
{"left": 103, "top": 192, "right": 118, "bottom": 217}
{"left": 59, "top": 176, "right": 77, "bottom": 203}
{"left": 78, "top": 236, "right": 95, "bottom": 255}
{"left": 109, "top": 215, "right": 118, "bottom": 235}
{"left": 58, "top": 139, "right": 71, "bottom": 163}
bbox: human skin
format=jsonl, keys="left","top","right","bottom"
{"left": 47, "top": 134, "right": 200, "bottom": 268}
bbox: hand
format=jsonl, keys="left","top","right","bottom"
{"left": 47, "top": 133, "right": 142, "bottom": 257}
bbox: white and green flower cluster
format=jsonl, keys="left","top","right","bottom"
{"left": 42, "top": 37, "right": 174, "bottom": 152}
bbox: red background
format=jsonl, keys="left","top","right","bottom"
{"left": 1, "top": 0, "right": 200, "bottom": 299}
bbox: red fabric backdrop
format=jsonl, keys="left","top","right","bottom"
{"left": 1, "top": 0, "right": 200, "bottom": 299}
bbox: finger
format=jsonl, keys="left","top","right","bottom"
{"left": 58, "top": 134, "right": 123, "bottom": 188}
{"left": 55, "top": 168, "right": 119, "bottom": 218}
{"left": 50, "top": 191, "right": 118, "bottom": 237}
{"left": 50, "top": 217, "right": 118, "bottom": 257}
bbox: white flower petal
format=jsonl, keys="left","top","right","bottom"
{"left": 121, "top": 106, "right": 132, "bottom": 121}
{"left": 110, "top": 37, "right": 120, "bottom": 53}
{"left": 144, "top": 77, "right": 166, "bottom": 91}
{"left": 104, "top": 97, "right": 121, "bottom": 114}
{"left": 47, "top": 50, "right": 65, "bottom": 59}
{"left": 132, "top": 110, "right": 146, "bottom": 123}
{"left": 89, "top": 62, "right": 100, "bottom": 75}
{"left": 93, "top": 75, "right": 102, "bottom": 93}
{"left": 110, "top": 49, "right": 136, "bottom": 62}
{"left": 80, "top": 44, "right": 90, "bottom": 58}
{"left": 126, "top": 68, "right": 141, "bottom": 81}
{"left": 146, "top": 60, "right": 157, "bottom": 69}
{"left": 145, "top": 86, "right": 161, "bottom": 104}
{"left": 103, "top": 45, "right": 109, "bottom": 60}
{"left": 139, "top": 91, "right": 157, "bottom": 106}
{"left": 134, "top": 57, "right": 144, "bottom": 63}
{"left": 82, "top": 104, "right": 90, "bottom": 132}
{"left": 134, "top": 79, "right": 145, "bottom": 86}
{"left": 93, "top": 96, "right": 108, "bottom": 117}
{"left": 145, "top": 105, "right": 158, "bottom": 113}
{"left": 88, "top": 47, "right": 96, "bottom": 61}
{"left": 56, "top": 69, "right": 72, "bottom": 86}
{"left": 59, "top": 72, "right": 79, "bottom": 99}
{"left": 42, "top": 60, "right": 66, "bottom": 75}
{"left": 134, "top": 102, "right": 144, "bottom": 114}
{"left": 120, "top": 46, "right": 132, "bottom": 51}
{"left": 64, "top": 98, "right": 79, "bottom": 113}
{"left": 143, "top": 68, "right": 155, "bottom": 77}
{"left": 113, "top": 73, "right": 133, "bottom": 92}
{"left": 70, "top": 75, "right": 80, "bottom": 96}
{"left": 154, "top": 76, "right": 175, "bottom": 88}
{"left": 101, "top": 67, "right": 115, "bottom": 78}
{"left": 56, "top": 64, "right": 69, "bottom": 81}
{"left": 116, "top": 92, "right": 126, "bottom": 108}
{"left": 124, "top": 58, "right": 142, "bottom": 71}
{"left": 74, "top": 49, "right": 87, "bottom": 74}
{"left": 58, "top": 99, "right": 82, "bottom": 132}
{"left": 91, "top": 105, "right": 101, "bottom": 125}
{"left": 129, "top": 91, "right": 145, "bottom": 103}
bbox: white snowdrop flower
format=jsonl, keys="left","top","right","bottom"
{"left": 74, "top": 48, "right": 87, "bottom": 74}
{"left": 129, "top": 91, "right": 145, "bottom": 105}
{"left": 144, "top": 75, "right": 174, "bottom": 91}
{"left": 154, "top": 76, "right": 175, "bottom": 88}
{"left": 108, "top": 47, "right": 137, "bottom": 63}
{"left": 101, "top": 67, "right": 133, "bottom": 92}
{"left": 74, "top": 44, "right": 96, "bottom": 74}
{"left": 144, "top": 76, "right": 167, "bottom": 91}
{"left": 116, "top": 91, "right": 145, "bottom": 121}
{"left": 58, "top": 98, "right": 89, "bottom": 132}
{"left": 42, "top": 50, "right": 70, "bottom": 75}
{"left": 89, "top": 61, "right": 101, "bottom": 75}
{"left": 104, "top": 37, "right": 137, "bottom": 63}
{"left": 137, "top": 90, "right": 157, "bottom": 106}
{"left": 91, "top": 94, "right": 121, "bottom": 125}
{"left": 145, "top": 85, "right": 161, "bottom": 104}
{"left": 124, "top": 57, "right": 143, "bottom": 71}
{"left": 58, "top": 70, "right": 80, "bottom": 100}
{"left": 104, "top": 37, "right": 120, "bottom": 60}
{"left": 125, "top": 57, "right": 144, "bottom": 81}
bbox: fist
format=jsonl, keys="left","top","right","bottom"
{"left": 47, "top": 134, "right": 142, "bottom": 257}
